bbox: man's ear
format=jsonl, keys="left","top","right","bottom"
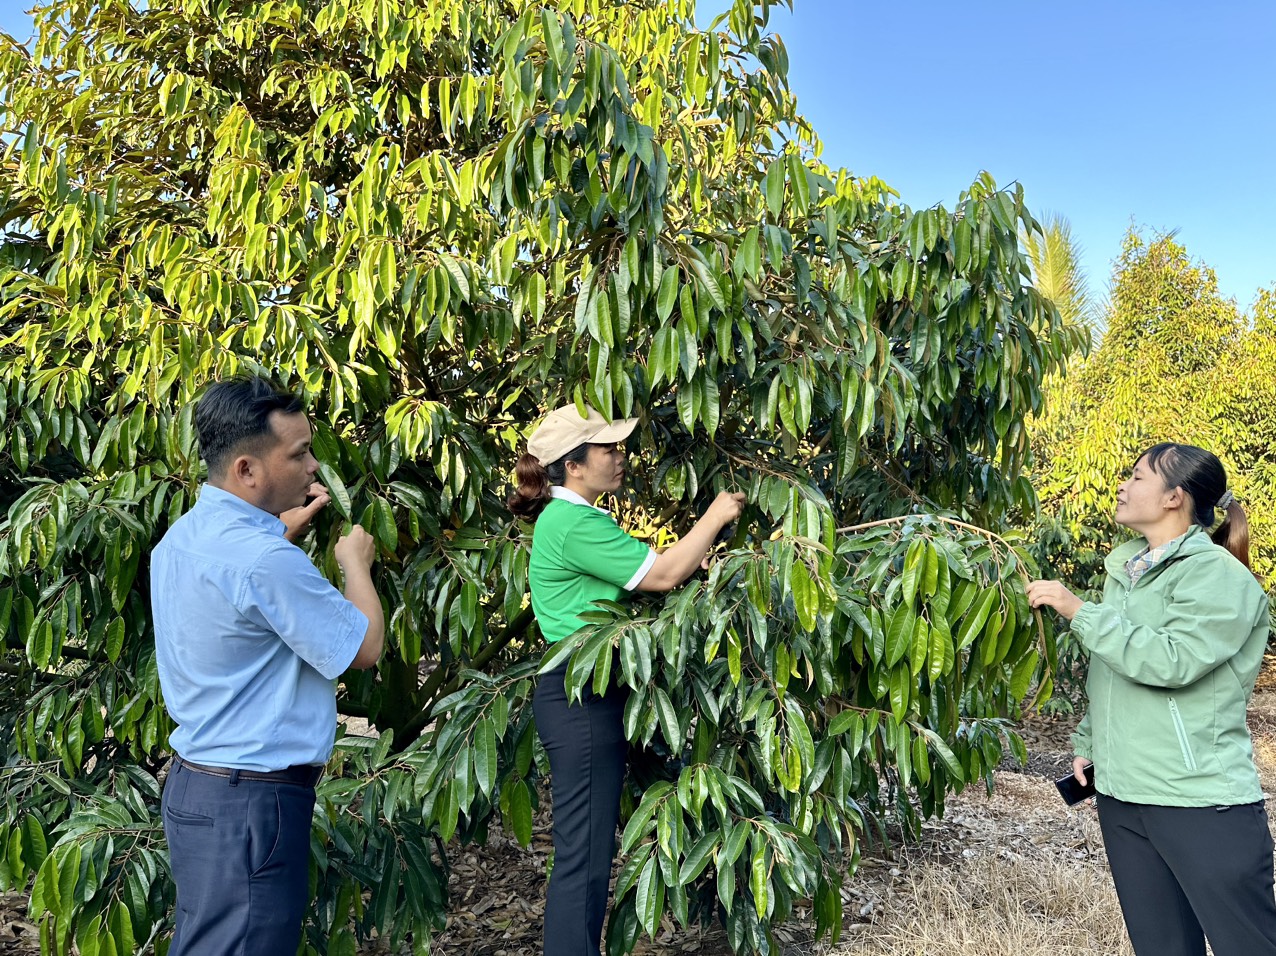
{"left": 229, "top": 453, "right": 258, "bottom": 487}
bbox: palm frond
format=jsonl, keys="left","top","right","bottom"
{"left": 1022, "top": 213, "right": 1098, "bottom": 330}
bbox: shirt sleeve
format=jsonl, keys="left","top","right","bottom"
{"left": 238, "top": 540, "right": 369, "bottom": 680}
{"left": 559, "top": 509, "right": 657, "bottom": 592}
{"left": 1071, "top": 556, "right": 1266, "bottom": 689}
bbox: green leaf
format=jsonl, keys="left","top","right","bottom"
{"left": 888, "top": 666, "right": 910, "bottom": 723}
{"left": 688, "top": 255, "right": 726, "bottom": 313}
{"left": 541, "top": 10, "right": 564, "bottom": 68}
{"left": 678, "top": 833, "right": 718, "bottom": 885}
{"left": 884, "top": 606, "right": 913, "bottom": 667}
{"left": 890, "top": 257, "right": 909, "bottom": 300}
{"left": 21, "top": 121, "right": 39, "bottom": 168}
{"left": 654, "top": 687, "right": 681, "bottom": 747}
{"left": 329, "top": 930, "right": 358, "bottom": 956}
{"left": 786, "top": 153, "right": 809, "bottom": 214}
{"left": 635, "top": 854, "right": 665, "bottom": 937}
{"left": 750, "top": 839, "right": 769, "bottom": 918}
{"left": 717, "top": 851, "right": 736, "bottom": 913}
{"left": 316, "top": 463, "right": 352, "bottom": 519}
{"left": 900, "top": 537, "right": 924, "bottom": 606}
{"left": 764, "top": 158, "right": 784, "bottom": 218}
{"left": 28, "top": 851, "right": 55, "bottom": 920}
{"left": 474, "top": 718, "right": 497, "bottom": 797}
{"left": 20, "top": 815, "right": 46, "bottom": 871}
{"left": 909, "top": 617, "right": 929, "bottom": 677}
{"left": 827, "top": 708, "right": 860, "bottom": 739}
{"left": 918, "top": 725, "right": 964, "bottom": 780}
{"left": 981, "top": 607, "right": 1005, "bottom": 666}
{"left": 734, "top": 224, "right": 761, "bottom": 279}
{"left": 922, "top": 542, "right": 940, "bottom": 598}
{"left": 1009, "top": 649, "right": 1040, "bottom": 700}
{"left": 656, "top": 264, "right": 679, "bottom": 321}
{"left": 928, "top": 615, "right": 950, "bottom": 681}
{"left": 437, "top": 252, "right": 470, "bottom": 300}
{"left": 506, "top": 779, "right": 533, "bottom": 846}
{"left": 955, "top": 588, "right": 998, "bottom": 650}
{"left": 105, "top": 616, "right": 125, "bottom": 662}
{"left": 108, "top": 902, "right": 135, "bottom": 956}
{"left": 790, "top": 560, "right": 817, "bottom": 632}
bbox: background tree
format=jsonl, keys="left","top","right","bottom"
{"left": 0, "top": 0, "right": 1080, "bottom": 953}
{"left": 1028, "top": 228, "right": 1276, "bottom": 707}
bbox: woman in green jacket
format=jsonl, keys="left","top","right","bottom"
{"left": 1029, "top": 443, "right": 1275, "bottom": 956}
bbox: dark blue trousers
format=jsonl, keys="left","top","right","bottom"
{"left": 162, "top": 759, "right": 316, "bottom": 956}
{"left": 1098, "top": 795, "right": 1276, "bottom": 956}
{"left": 534, "top": 663, "right": 629, "bottom": 956}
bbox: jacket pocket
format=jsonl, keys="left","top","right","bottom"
{"left": 1168, "top": 697, "right": 1198, "bottom": 771}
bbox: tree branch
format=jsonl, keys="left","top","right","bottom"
{"left": 4, "top": 636, "right": 92, "bottom": 662}
{"left": 392, "top": 605, "right": 537, "bottom": 750}
{"left": 835, "top": 514, "right": 1048, "bottom": 665}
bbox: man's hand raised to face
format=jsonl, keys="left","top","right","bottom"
{"left": 282, "top": 482, "right": 332, "bottom": 544}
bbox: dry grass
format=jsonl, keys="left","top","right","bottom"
{"left": 1256, "top": 734, "right": 1276, "bottom": 795}
{"left": 1251, "top": 683, "right": 1276, "bottom": 798}
{"left": 823, "top": 855, "right": 1132, "bottom": 956}
{"left": 799, "top": 768, "right": 1134, "bottom": 956}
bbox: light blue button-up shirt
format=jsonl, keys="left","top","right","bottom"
{"left": 151, "top": 484, "right": 368, "bottom": 771}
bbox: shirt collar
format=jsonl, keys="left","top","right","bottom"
{"left": 197, "top": 483, "right": 286, "bottom": 535}
{"left": 550, "top": 486, "right": 608, "bottom": 514}
{"left": 1112, "top": 527, "right": 1198, "bottom": 583}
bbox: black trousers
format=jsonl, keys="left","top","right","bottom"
{"left": 533, "top": 662, "right": 629, "bottom": 956}
{"left": 161, "top": 759, "right": 316, "bottom": 956}
{"left": 1098, "top": 795, "right": 1276, "bottom": 956}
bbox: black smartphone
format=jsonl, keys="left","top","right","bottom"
{"left": 1055, "top": 764, "right": 1096, "bottom": 806}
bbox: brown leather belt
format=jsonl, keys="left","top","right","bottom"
{"left": 176, "top": 756, "right": 323, "bottom": 788}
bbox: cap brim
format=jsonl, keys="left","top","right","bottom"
{"left": 587, "top": 417, "right": 639, "bottom": 445}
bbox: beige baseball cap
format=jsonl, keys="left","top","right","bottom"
{"left": 526, "top": 403, "right": 640, "bottom": 466}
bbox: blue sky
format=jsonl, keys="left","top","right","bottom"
{"left": 734, "top": 0, "right": 1276, "bottom": 312}
{"left": 4, "top": 1, "right": 1273, "bottom": 310}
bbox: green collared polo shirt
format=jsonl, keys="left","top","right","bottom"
{"left": 529, "top": 487, "right": 657, "bottom": 643}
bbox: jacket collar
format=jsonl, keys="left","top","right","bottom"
{"left": 1104, "top": 524, "right": 1213, "bottom": 585}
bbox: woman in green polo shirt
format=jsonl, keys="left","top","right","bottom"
{"left": 509, "top": 402, "right": 744, "bottom": 956}
{"left": 1028, "top": 443, "right": 1275, "bottom": 956}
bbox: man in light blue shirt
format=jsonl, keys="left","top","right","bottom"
{"left": 152, "top": 376, "right": 384, "bottom": 956}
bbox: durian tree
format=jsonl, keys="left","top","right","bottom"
{"left": 0, "top": 0, "right": 1081, "bottom": 952}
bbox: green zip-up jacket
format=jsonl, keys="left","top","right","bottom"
{"left": 1070, "top": 525, "right": 1270, "bottom": 807}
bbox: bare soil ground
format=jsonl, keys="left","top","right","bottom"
{"left": 7, "top": 671, "right": 1276, "bottom": 955}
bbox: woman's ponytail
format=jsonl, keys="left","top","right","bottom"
{"left": 508, "top": 453, "right": 552, "bottom": 522}
{"left": 1212, "top": 497, "right": 1251, "bottom": 570}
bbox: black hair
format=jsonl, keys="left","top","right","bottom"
{"left": 507, "top": 442, "right": 594, "bottom": 522}
{"left": 196, "top": 376, "right": 304, "bottom": 478}
{"left": 1139, "top": 442, "right": 1250, "bottom": 568}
